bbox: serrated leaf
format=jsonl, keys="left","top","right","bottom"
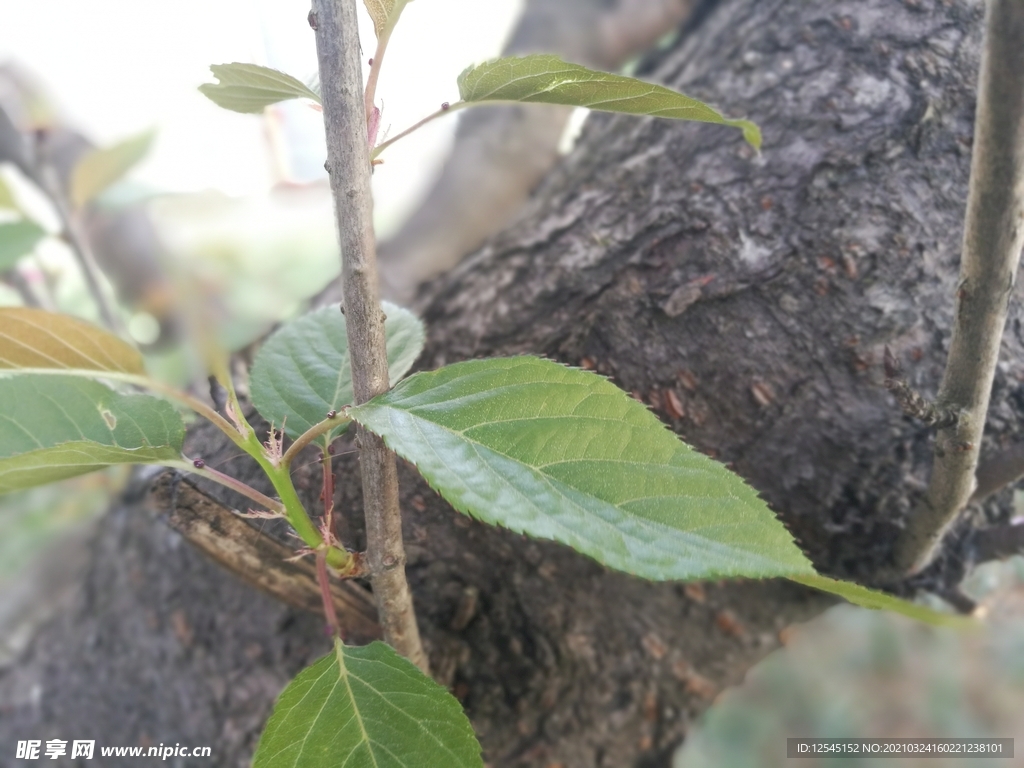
{"left": 0, "top": 307, "right": 144, "bottom": 375}
{"left": 0, "top": 220, "right": 47, "bottom": 271}
{"left": 0, "top": 376, "right": 184, "bottom": 493}
{"left": 70, "top": 130, "right": 155, "bottom": 208}
{"left": 199, "top": 63, "right": 321, "bottom": 114}
{"left": 253, "top": 639, "right": 482, "bottom": 768}
{"left": 791, "top": 573, "right": 975, "bottom": 629}
{"left": 457, "top": 54, "right": 761, "bottom": 149}
{"left": 351, "top": 356, "right": 812, "bottom": 581}
{"left": 250, "top": 303, "right": 424, "bottom": 442}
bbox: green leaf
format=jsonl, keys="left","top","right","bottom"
{"left": 362, "top": 0, "right": 393, "bottom": 38}
{"left": 250, "top": 303, "right": 425, "bottom": 442}
{"left": 790, "top": 573, "right": 975, "bottom": 629}
{"left": 70, "top": 130, "right": 156, "bottom": 208}
{"left": 199, "top": 63, "right": 321, "bottom": 114}
{"left": 457, "top": 54, "right": 761, "bottom": 150}
{"left": 361, "top": 0, "right": 413, "bottom": 39}
{"left": 0, "top": 307, "right": 144, "bottom": 375}
{"left": 0, "top": 376, "right": 184, "bottom": 494}
{"left": 351, "top": 356, "right": 812, "bottom": 581}
{"left": 0, "top": 220, "right": 47, "bottom": 272}
{"left": 253, "top": 640, "right": 482, "bottom": 768}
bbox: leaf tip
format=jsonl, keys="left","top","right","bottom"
{"left": 737, "top": 120, "right": 761, "bottom": 152}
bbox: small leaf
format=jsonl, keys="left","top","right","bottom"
{"left": 0, "top": 220, "right": 47, "bottom": 272}
{"left": 790, "top": 573, "right": 975, "bottom": 629}
{"left": 250, "top": 303, "right": 424, "bottom": 442}
{"left": 0, "top": 376, "right": 184, "bottom": 493}
{"left": 70, "top": 130, "right": 155, "bottom": 208}
{"left": 362, "top": 0, "right": 393, "bottom": 38}
{"left": 361, "top": 0, "right": 413, "bottom": 39}
{"left": 199, "top": 63, "right": 321, "bottom": 114}
{"left": 351, "top": 356, "right": 813, "bottom": 581}
{"left": 457, "top": 54, "right": 760, "bottom": 149}
{"left": 0, "top": 307, "right": 144, "bottom": 375}
{"left": 253, "top": 640, "right": 482, "bottom": 768}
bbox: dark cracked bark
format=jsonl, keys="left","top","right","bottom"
{"left": 2, "top": 0, "right": 1017, "bottom": 765}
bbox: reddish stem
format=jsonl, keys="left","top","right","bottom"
{"left": 316, "top": 551, "right": 341, "bottom": 639}
{"left": 321, "top": 446, "right": 335, "bottom": 536}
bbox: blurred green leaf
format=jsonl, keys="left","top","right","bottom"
{"left": 0, "top": 220, "right": 47, "bottom": 271}
{"left": 70, "top": 130, "right": 155, "bottom": 208}
{"left": 0, "top": 307, "right": 144, "bottom": 375}
{"left": 253, "top": 640, "right": 482, "bottom": 768}
{"left": 199, "top": 63, "right": 321, "bottom": 114}
{"left": 251, "top": 303, "right": 424, "bottom": 442}
{"left": 351, "top": 356, "right": 811, "bottom": 581}
{"left": 458, "top": 54, "right": 760, "bottom": 149}
{"left": 0, "top": 175, "right": 18, "bottom": 210}
{"left": 0, "top": 376, "right": 184, "bottom": 494}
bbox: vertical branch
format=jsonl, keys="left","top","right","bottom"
{"left": 38, "top": 166, "right": 125, "bottom": 334}
{"left": 894, "top": 0, "right": 1024, "bottom": 574}
{"left": 310, "top": 0, "right": 428, "bottom": 672}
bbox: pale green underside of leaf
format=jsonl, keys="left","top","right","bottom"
{"left": 199, "top": 63, "right": 322, "bottom": 114}
{"left": 457, "top": 54, "right": 761, "bottom": 149}
{"left": 351, "top": 356, "right": 812, "bottom": 581}
{"left": 251, "top": 303, "right": 425, "bottom": 442}
{"left": 0, "top": 376, "right": 184, "bottom": 494}
{"left": 253, "top": 640, "right": 482, "bottom": 768}
{"left": 790, "top": 573, "right": 974, "bottom": 629}
{"left": 0, "top": 219, "right": 47, "bottom": 271}
{"left": 71, "top": 130, "right": 155, "bottom": 208}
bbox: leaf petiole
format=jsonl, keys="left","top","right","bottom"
{"left": 167, "top": 458, "right": 285, "bottom": 515}
{"left": 281, "top": 413, "right": 352, "bottom": 467}
{"left": 371, "top": 102, "right": 468, "bottom": 160}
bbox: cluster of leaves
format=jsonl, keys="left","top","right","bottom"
{"left": 0, "top": 3, "right": 971, "bottom": 766}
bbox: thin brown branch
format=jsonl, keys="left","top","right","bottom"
{"left": 893, "top": 0, "right": 1024, "bottom": 574}
{"left": 317, "top": 551, "right": 341, "bottom": 637}
{"left": 311, "top": 0, "right": 428, "bottom": 672}
{"left": 38, "top": 165, "right": 124, "bottom": 334}
{"left": 151, "top": 473, "right": 380, "bottom": 643}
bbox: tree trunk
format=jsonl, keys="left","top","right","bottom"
{"left": 2, "top": 0, "right": 1011, "bottom": 766}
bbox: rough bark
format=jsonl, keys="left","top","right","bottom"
{"left": 1, "top": 0, "right": 1015, "bottom": 766}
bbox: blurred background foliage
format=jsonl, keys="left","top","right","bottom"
{"left": 2, "top": 1, "right": 1024, "bottom": 764}
{"left": 675, "top": 555, "right": 1024, "bottom": 767}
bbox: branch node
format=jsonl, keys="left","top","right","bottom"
{"left": 883, "top": 347, "right": 959, "bottom": 428}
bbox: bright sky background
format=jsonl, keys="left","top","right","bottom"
{"left": 1, "top": 0, "right": 523, "bottom": 230}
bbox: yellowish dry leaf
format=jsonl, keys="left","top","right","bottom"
{"left": 0, "top": 307, "right": 143, "bottom": 374}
